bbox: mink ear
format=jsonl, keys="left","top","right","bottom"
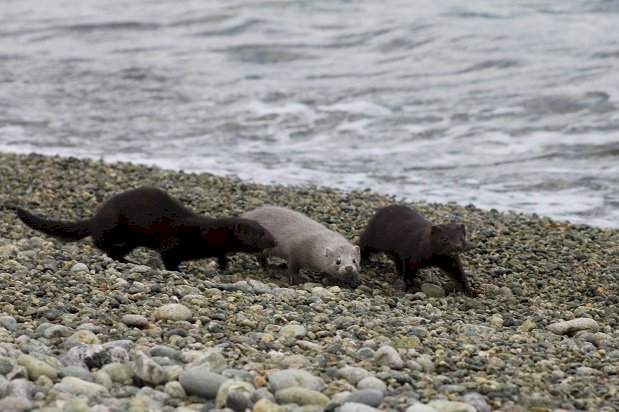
{"left": 325, "top": 247, "right": 333, "bottom": 257}
{"left": 458, "top": 224, "right": 466, "bottom": 233}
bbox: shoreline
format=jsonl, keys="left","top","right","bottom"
{"left": 1, "top": 148, "right": 611, "bottom": 231}
{"left": 1, "top": 152, "right": 618, "bottom": 411}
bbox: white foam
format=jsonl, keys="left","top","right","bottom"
{"left": 317, "top": 100, "right": 392, "bottom": 117}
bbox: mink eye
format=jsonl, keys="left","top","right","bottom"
{"left": 336, "top": 258, "right": 341, "bottom": 265}
{"left": 352, "top": 258, "right": 357, "bottom": 264}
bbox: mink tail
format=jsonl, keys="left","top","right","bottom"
{"left": 13, "top": 206, "right": 91, "bottom": 241}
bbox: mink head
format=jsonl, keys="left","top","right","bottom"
{"left": 430, "top": 223, "right": 467, "bottom": 255}
{"left": 324, "top": 245, "right": 362, "bottom": 288}
{"left": 234, "top": 220, "right": 277, "bottom": 251}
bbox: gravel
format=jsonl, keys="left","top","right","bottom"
{"left": 1, "top": 153, "right": 618, "bottom": 411}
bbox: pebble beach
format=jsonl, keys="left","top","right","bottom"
{"left": 0, "top": 152, "right": 618, "bottom": 412}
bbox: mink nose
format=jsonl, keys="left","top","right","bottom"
{"left": 345, "top": 265, "right": 354, "bottom": 272}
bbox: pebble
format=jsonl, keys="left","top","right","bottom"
{"left": 153, "top": 303, "right": 192, "bottom": 321}
{"left": 356, "top": 377, "right": 386, "bottom": 393}
{"left": 121, "top": 314, "right": 150, "bottom": 328}
{"left": 43, "top": 325, "right": 73, "bottom": 339}
{"left": 216, "top": 380, "right": 255, "bottom": 409}
{"left": 67, "top": 330, "right": 100, "bottom": 345}
{"left": 94, "top": 370, "right": 113, "bottom": 389}
{"left": 61, "top": 366, "right": 94, "bottom": 382}
{"left": 150, "top": 345, "right": 180, "bottom": 360}
{"left": 0, "top": 316, "right": 17, "bottom": 331}
{"left": 275, "top": 387, "right": 330, "bottom": 406}
{"left": 17, "top": 354, "right": 58, "bottom": 380}
{"left": 374, "top": 345, "right": 404, "bottom": 369}
{"left": 0, "top": 396, "right": 33, "bottom": 412}
{"left": 355, "top": 348, "right": 375, "bottom": 360}
{"left": 101, "top": 362, "right": 134, "bottom": 384}
{"left": 133, "top": 351, "right": 166, "bottom": 385}
{"left": 343, "top": 389, "right": 384, "bottom": 407}
{"left": 253, "top": 399, "right": 286, "bottom": 412}
{"left": 428, "top": 400, "right": 476, "bottom": 412}
{"left": 268, "top": 369, "right": 325, "bottom": 392}
{"left": 179, "top": 367, "right": 227, "bottom": 399}
{"left": 547, "top": 318, "right": 600, "bottom": 336}
{"left": 164, "top": 381, "right": 187, "bottom": 398}
{"left": 337, "top": 402, "right": 380, "bottom": 412}
{"left": 54, "top": 376, "right": 108, "bottom": 396}
{"left": 227, "top": 390, "right": 254, "bottom": 412}
{"left": 279, "top": 323, "right": 307, "bottom": 341}
{"left": 189, "top": 349, "right": 227, "bottom": 372}
{"left": 421, "top": 283, "right": 445, "bottom": 298}
{"left": 406, "top": 404, "right": 438, "bottom": 412}
{"left": 462, "top": 392, "right": 491, "bottom": 412}
{"left": 70, "top": 262, "right": 89, "bottom": 273}
{"left": 517, "top": 319, "right": 536, "bottom": 332}
{"left": 337, "top": 366, "right": 371, "bottom": 385}
{"left": 6, "top": 379, "right": 35, "bottom": 399}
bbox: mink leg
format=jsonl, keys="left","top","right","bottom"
{"left": 360, "top": 246, "right": 374, "bottom": 265}
{"left": 287, "top": 259, "right": 302, "bottom": 285}
{"left": 257, "top": 255, "right": 269, "bottom": 269}
{"left": 160, "top": 252, "right": 181, "bottom": 272}
{"left": 392, "top": 256, "right": 405, "bottom": 276}
{"left": 97, "top": 240, "right": 135, "bottom": 264}
{"left": 437, "top": 256, "right": 475, "bottom": 296}
{"left": 217, "top": 255, "right": 228, "bottom": 271}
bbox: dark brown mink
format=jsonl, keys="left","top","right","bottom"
{"left": 359, "top": 204, "right": 475, "bottom": 296}
{"left": 10, "top": 187, "right": 277, "bottom": 271}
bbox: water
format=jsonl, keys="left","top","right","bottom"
{"left": 1, "top": 0, "right": 619, "bottom": 227}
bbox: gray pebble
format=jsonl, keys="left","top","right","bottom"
{"left": 406, "top": 404, "right": 437, "bottom": 412}
{"left": 227, "top": 391, "right": 253, "bottom": 412}
{"left": 61, "top": 366, "right": 94, "bottom": 382}
{"left": 70, "top": 262, "right": 89, "bottom": 273}
{"left": 43, "top": 325, "right": 73, "bottom": 339}
{"left": 547, "top": 318, "right": 599, "bottom": 336}
{"left": 336, "top": 366, "right": 371, "bottom": 385}
{"left": 356, "top": 377, "right": 386, "bottom": 393}
{"left": 343, "top": 389, "right": 384, "bottom": 407}
{"left": 164, "top": 381, "right": 186, "bottom": 398}
{"left": 374, "top": 346, "right": 404, "bottom": 369}
{"left": 133, "top": 351, "right": 165, "bottom": 385}
{"left": 0, "top": 396, "right": 33, "bottom": 412}
{"left": 0, "top": 316, "right": 17, "bottom": 331}
{"left": 150, "top": 345, "right": 181, "bottom": 361}
{"left": 275, "top": 387, "right": 329, "bottom": 406}
{"left": 7, "top": 379, "right": 35, "bottom": 400}
{"left": 269, "top": 369, "right": 325, "bottom": 392}
{"left": 179, "top": 367, "right": 227, "bottom": 399}
{"left": 355, "top": 348, "right": 375, "bottom": 360}
{"left": 462, "top": 392, "right": 491, "bottom": 412}
{"left": 121, "top": 314, "right": 149, "bottom": 328}
{"left": 337, "top": 402, "right": 380, "bottom": 412}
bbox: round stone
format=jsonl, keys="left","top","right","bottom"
{"left": 274, "top": 387, "right": 329, "bottom": 406}
{"left": 70, "top": 263, "right": 89, "bottom": 273}
{"left": 179, "top": 367, "right": 227, "bottom": 399}
{"left": 336, "top": 366, "right": 371, "bottom": 385}
{"left": 154, "top": 304, "right": 192, "bottom": 321}
{"left": 268, "top": 369, "right": 325, "bottom": 392}
{"left": 344, "top": 389, "right": 384, "bottom": 407}
{"left": 121, "top": 314, "right": 149, "bottom": 328}
{"left": 357, "top": 377, "right": 387, "bottom": 393}
{"left": 374, "top": 346, "right": 404, "bottom": 369}
{"left": 17, "top": 355, "right": 58, "bottom": 380}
